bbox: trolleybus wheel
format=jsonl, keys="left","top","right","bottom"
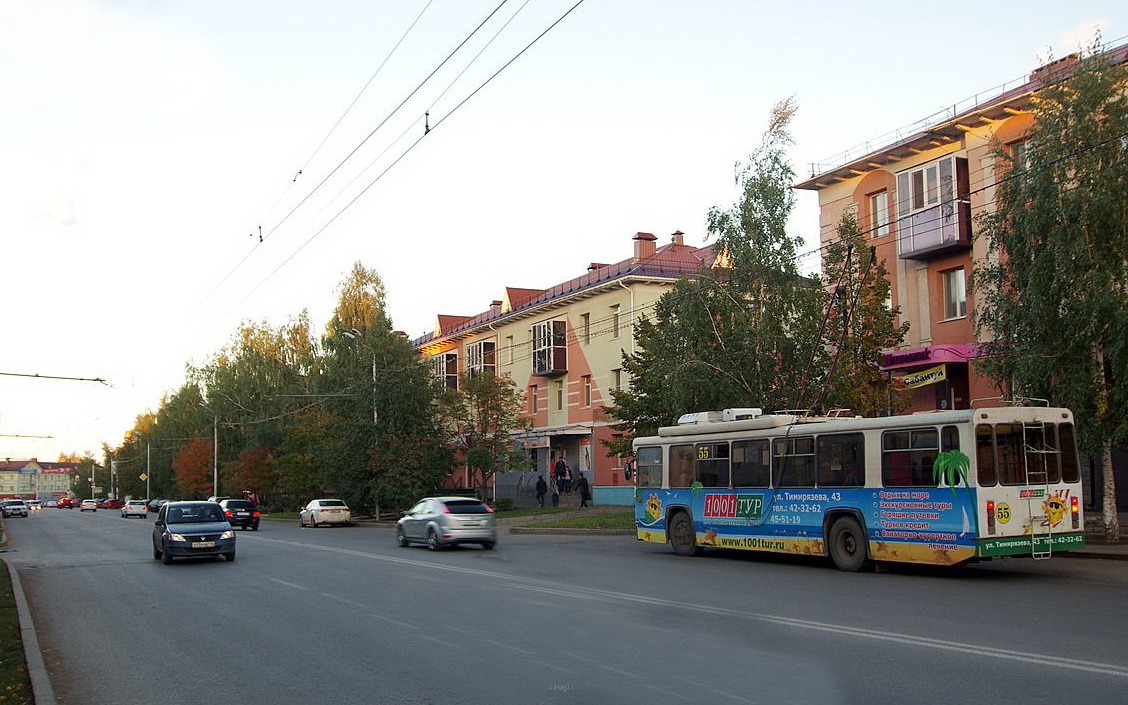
{"left": 828, "top": 516, "right": 870, "bottom": 572}
{"left": 669, "top": 511, "right": 703, "bottom": 557}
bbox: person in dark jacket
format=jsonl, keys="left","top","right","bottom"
{"left": 577, "top": 472, "right": 592, "bottom": 508}
{"left": 535, "top": 475, "right": 547, "bottom": 507}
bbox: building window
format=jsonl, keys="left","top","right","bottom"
{"left": 554, "top": 380, "right": 564, "bottom": 411}
{"left": 431, "top": 352, "right": 458, "bottom": 390}
{"left": 611, "top": 304, "right": 621, "bottom": 339}
{"left": 895, "top": 155, "right": 970, "bottom": 259}
{"left": 869, "top": 190, "right": 890, "bottom": 239}
{"left": 1010, "top": 140, "right": 1029, "bottom": 172}
{"left": 466, "top": 340, "right": 496, "bottom": 376}
{"left": 528, "top": 385, "right": 538, "bottom": 414}
{"left": 504, "top": 335, "right": 514, "bottom": 365}
{"left": 612, "top": 368, "right": 622, "bottom": 391}
{"left": 943, "top": 267, "right": 967, "bottom": 319}
{"left": 581, "top": 313, "right": 591, "bottom": 345}
{"left": 582, "top": 375, "right": 592, "bottom": 407}
{"left": 532, "top": 320, "right": 567, "bottom": 375}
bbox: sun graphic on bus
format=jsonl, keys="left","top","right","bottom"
{"left": 644, "top": 493, "right": 663, "bottom": 525}
{"left": 1043, "top": 490, "right": 1069, "bottom": 527}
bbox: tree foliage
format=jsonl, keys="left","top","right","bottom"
{"left": 442, "top": 371, "right": 529, "bottom": 501}
{"left": 974, "top": 45, "right": 1128, "bottom": 539}
{"left": 604, "top": 98, "right": 824, "bottom": 446}
{"left": 172, "top": 438, "right": 213, "bottom": 498}
{"left": 816, "top": 211, "right": 908, "bottom": 416}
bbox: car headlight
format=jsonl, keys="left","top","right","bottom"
{"left": 168, "top": 533, "right": 188, "bottom": 542}
{"left": 220, "top": 530, "right": 235, "bottom": 539}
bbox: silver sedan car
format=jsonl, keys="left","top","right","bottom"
{"left": 396, "top": 496, "right": 496, "bottom": 550}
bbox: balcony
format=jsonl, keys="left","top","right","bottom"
{"left": 898, "top": 199, "right": 971, "bottom": 260}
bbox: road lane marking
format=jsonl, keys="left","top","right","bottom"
{"left": 253, "top": 534, "right": 1128, "bottom": 678}
{"left": 370, "top": 614, "right": 417, "bottom": 630}
{"left": 269, "top": 579, "right": 309, "bottom": 591}
{"left": 531, "top": 659, "right": 576, "bottom": 675}
{"left": 415, "top": 634, "right": 464, "bottom": 650}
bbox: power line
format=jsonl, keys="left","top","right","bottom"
{"left": 215, "top": 0, "right": 586, "bottom": 324}
{"left": 0, "top": 372, "right": 107, "bottom": 384}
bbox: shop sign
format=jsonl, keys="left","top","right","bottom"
{"left": 899, "top": 364, "right": 947, "bottom": 389}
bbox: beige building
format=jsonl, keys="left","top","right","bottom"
{"left": 0, "top": 460, "right": 76, "bottom": 500}
{"left": 414, "top": 231, "right": 714, "bottom": 505}
{"left": 796, "top": 46, "right": 1128, "bottom": 412}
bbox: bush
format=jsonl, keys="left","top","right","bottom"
{"left": 495, "top": 498, "right": 514, "bottom": 511}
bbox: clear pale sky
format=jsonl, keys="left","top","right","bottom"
{"left": 2, "top": 0, "right": 1124, "bottom": 461}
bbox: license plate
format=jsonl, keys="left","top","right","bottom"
{"left": 463, "top": 521, "right": 480, "bottom": 526}
{"left": 193, "top": 541, "right": 216, "bottom": 548}
{"left": 236, "top": 512, "right": 249, "bottom": 516}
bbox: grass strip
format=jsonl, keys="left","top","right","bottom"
{"left": 0, "top": 560, "right": 33, "bottom": 704}
{"left": 518, "top": 512, "right": 635, "bottom": 530}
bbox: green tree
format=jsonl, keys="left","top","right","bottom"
{"left": 815, "top": 211, "right": 908, "bottom": 416}
{"left": 442, "top": 371, "right": 529, "bottom": 502}
{"left": 320, "top": 262, "right": 451, "bottom": 515}
{"left": 974, "top": 46, "right": 1128, "bottom": 540}
{"left": 604, "top": 97, "right": 824, "bottom": 444}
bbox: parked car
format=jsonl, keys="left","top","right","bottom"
{"left": 298, "top": 499, "right": 351, "bottom": 528}
{"left": 147, "top": 499, "right": 167, "bottom": 512}
{"left": 396, "top": 496, "right": 496, "bottom": 550}
{"left": 99, "top": 498, "right": 125, "bottom": 509}
{"left": 2, "top": 500, "right": 29, "bottom": 518}
{"left": 80, "top": 499, "right": 98, "bottom": 511}
{"left": 45, "top": 500, "right": 57, "bottom": 508}
{"left": 152, "top": 501, "right": 236, "bottom": 564}
{"left": 121, "top": 500, "right": 149, "bottom": 518}
{"left": 219, "top": 499, "right": 261, "bottom": 531}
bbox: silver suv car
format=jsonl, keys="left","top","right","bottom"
{"left": 396, "top": 496, "right": 496, "bottom": 550}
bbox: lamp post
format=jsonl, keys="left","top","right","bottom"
{"left": 199, "top": 402, "right": 219, "bottom": 498}
{"left": 342, "top": 328, "right": 377, "bottom": 425}
{"left": 132, "top": 431, "right": 152, "bottom": 500}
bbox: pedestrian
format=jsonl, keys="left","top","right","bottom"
{"left": 553, "top": 457, "right": 565, "bottom": 488}
{"left": 535, "top": 474, "right": 547, "bottom": 508}
{"left": 577, "top": 472, "right": 591, "bottom": 508}
{"left": 549, "top": 474, "right": 560, "bottom": 507}
{"left": 562, "top": 461, "right": 572, "bottom": 494}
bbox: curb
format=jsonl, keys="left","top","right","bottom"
{"left": 508, "top": 527, "right": 633, "bottom": 536}
{"left": 7, "top": 561, "right": 56, "bottom": 705}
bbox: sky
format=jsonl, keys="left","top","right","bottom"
{"left": 2, "top": 0, "right": 1125, "bottom": 462}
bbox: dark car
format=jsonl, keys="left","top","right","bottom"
{"left": 218, "top": 499, "right": 261, "bottom": 531}
{"left": 147, "top": 499, "right": 167, "bottom": 512}
{"left": 99, "top": 498, "right": 125, "bottom": 509}
{"left": 152, "top": 501, "right": 236, "bottom": 564}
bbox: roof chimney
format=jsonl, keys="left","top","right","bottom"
{"left": 489, "top": 300, "right": 502, "bottom": 314}
{"left": 587, "top": 262, "right": 608, "bottom": 271}
{"left": 633, "top": 232, "right": 657, "bottom": 261}
{"left": 671, "top": 230, "right": 684, "bottom": 246}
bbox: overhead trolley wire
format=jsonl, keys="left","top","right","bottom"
{"left": 216, "top": 0, "right": 587, "bottom": 325}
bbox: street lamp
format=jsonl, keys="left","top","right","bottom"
{"left": 341, "top": 328, "right": 377, "bottom": 425}
{"left": 131, "top": 431, "right": 152, "bottom": 500}
{"left": 199, "top": 402, "right": 219, "bottom": 498}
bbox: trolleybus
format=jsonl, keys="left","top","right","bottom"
{"left": 633, "top": 404, "right": 1084, "bottom": 570}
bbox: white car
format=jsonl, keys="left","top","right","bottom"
{"left": 299, "top": 499, "right": 351, "bottom": 528}
{"left": 121, "top": 500, "right": 149, "bottom": 518}
{"left": 80, "top": 499, "right": 98, "bottom": 511}
{"left": 2, "top": 500, "right": 29, "bottom": 518}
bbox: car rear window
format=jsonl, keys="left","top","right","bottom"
{"left": 319, "top": 500, "right": 347, "bottom": 507}
{"left": 443, "top": 500, "right": 489, "bottom": 514}
{"left": 225, "top": 500, "right": 255, "bottom": 509}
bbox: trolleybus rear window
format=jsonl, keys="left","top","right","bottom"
{"left": 975, "top": 422, "right": 1081, "bottom": 487}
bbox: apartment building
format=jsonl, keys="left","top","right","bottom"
{"left": 414, "top": 231, "right": 714, "bottom": 505}
{"left": 0, "top": 459, "right": 76, "bottom": 500}
{"left": 797, "top": 44, "right": 1128, "bottom": 413}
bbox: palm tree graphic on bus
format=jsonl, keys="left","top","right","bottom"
{"left": 932, "top": 450, "right": 970, "bottom": 493}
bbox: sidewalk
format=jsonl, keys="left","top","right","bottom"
{"left": 1069, "top": 512, "right": 1128, "bottom": 561}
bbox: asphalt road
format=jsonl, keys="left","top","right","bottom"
{"left": 6, "top": 508, "right": 1128, "bottom": 705}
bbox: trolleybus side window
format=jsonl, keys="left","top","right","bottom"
{"left": 773, "top": 436, "right": 815, "bottom": 487}
{"left": 881, "top": 428, "right": 939, "bottom": 487}
{"left": 695, "top": 443, "right": 730, "bottom": 488}
{"left": 1059, "top": 423, "right": 1080, "bottom": 483}
{"left": 976, "top": 424, "right": 996, "bottom": 486}
{"left": 732, "top": 439, "right": 770, "bottom": 488}
{"left": 635, "top": 446, "right": 664, "bottom": 489}
{"left": 670, "top": 444, "right": 696, "bottom": 488}
{"left": 817, "top": 433, "right": 865, "bottom": 487}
